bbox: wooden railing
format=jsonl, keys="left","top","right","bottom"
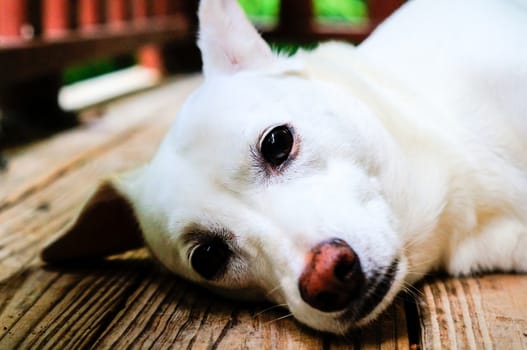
{"left": 0, "top": 0, "right": 403, "bottom": 145}
{"left": 0, "top": 0, "right": 405, "bottom": 84}
{"left": 0, "top": 0, "right": 198, "bottom": 144}
{"left": 0, "top": 0, "right": 198, "bottom": 84}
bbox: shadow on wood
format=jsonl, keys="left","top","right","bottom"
{"left": 0, "top": 249, "right": 411, "bottom": 349}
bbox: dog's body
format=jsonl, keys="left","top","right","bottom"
{"left": 306, "top": 0, "right": 527, "bottom": 278}
{"left": 43, "top": 0, "right": 527, "bottom": 334}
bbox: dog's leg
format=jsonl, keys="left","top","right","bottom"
{"left": 447, "top": 217, "right": 527, "bottom": 275}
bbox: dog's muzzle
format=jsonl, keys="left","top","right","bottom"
{"left": 298, "top": 238, "right": 365, "bottom": 312}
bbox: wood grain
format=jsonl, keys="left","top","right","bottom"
{"left": 1, "top": 74, "right": 526, "bottom": 349}
{"left": 417, "top": 275, "right": 527, "bottom": 350}
{"left": 0, "top": 76, "right": 411, "bottom": 349}
{"left": 0, "top": 77, "right": 201, "bottom": 282}
{"left": 0, "top": 252, "right": 410, "bottom": 349}
{"left": 0, "top": 76, "right": 201, "bottom": 210}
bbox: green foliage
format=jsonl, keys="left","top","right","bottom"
{"left": 238, "top": 0, "right": 279, "bottom": 22}
{"left": 314, "top": 0, "right": 367, "bottom": 23}
{"left": 63, "top": 56, "right": 135, "bottom": 85}
{"left": 239, "top": 0, "right": 367, "bottom": 56}
{"left": 271, "top": 42, "right": 319, "bottom": 56}
{"left": 63, "top": 59, "right": 117, "bottom": 85}
{"left": 238, "top": 0, "right": 367, "bottom": 23}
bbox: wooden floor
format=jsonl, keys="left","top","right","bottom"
{"left": 0, "top": 76, "right": 526, "bottom": 349}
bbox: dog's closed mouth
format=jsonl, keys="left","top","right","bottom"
{"left": 339, "top": 258, "right": 399, "bottom": 324}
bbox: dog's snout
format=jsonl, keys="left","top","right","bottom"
{"left": 298, "top": 238, "right": 365, "bottom": 312}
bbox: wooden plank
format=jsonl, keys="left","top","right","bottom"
{"left": 417, "top": 275, "right": 527, "bottom": 349}
{"left": 152, "top": 0, "right": 170, "bottom": 17}
{"left": 78, "top": 0, "right": 102, "bottom": 30}
{"left": 0, "top": 0, "right": 27, "bottom": 40}
{"left": 0, "top": 16, "right": 191, "bottom": 84}
{"left": 138, "top": 44, "right": 164, "bottom": 72}
{"left": 0, "top": 76, "right": 201, "bottom": 211}
{"left": 43, "top": 0, "right": 71, "bottom": 37}
{"left": 0, "top": 253, "right": 410, "bottom": 349}
{"left": 0, "top": 112, "right": 175, "bottom": 280}
{"left": 132, "top": 0, "right": 149, "bottom": 21}
{"left": 106, "top": 0, "right": 128, "bottom": 28}
{"left": 0, "top": 77, "right": 410, "bottom": 349}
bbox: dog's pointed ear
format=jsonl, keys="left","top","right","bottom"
{"left": 198, "top": 0, "right": 275, "bottom": 76}
{"left": 41, "top": 174, "right": 144, "bottom": 263}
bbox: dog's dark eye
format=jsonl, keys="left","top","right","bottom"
{"left": 191, "top": 237, "right": 231, "bottom": 279}
{"left": 261, "top": 125, "right": 294, "bottom": 166}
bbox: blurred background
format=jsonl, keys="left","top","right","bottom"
{"left": 0, "top": 0, "right": 402, "bottom": 157}
{"left": 240, "top": 0, "right": 367, "bottom": 25}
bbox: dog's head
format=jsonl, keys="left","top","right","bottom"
{"left": 43, "top": 0, "right": 414, "bottom": 334}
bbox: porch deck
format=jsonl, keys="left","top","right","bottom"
{"left": 0, "top": 76, "right": 525, "bottom": 349}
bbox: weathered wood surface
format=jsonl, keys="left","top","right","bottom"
{"left": 0, "top": 76, "right": 409, "bottom": 349}
{"left": 0, "top": 75, "right": 525, "bottom": 349}
{"left": 0, "top": 77, "right": 198, "bottom": 209}
{"left": 0, "top": 253, "right": 409, "bottom": 349}
{"left": 417, "top": 275, "right": 527, "bottom": 350}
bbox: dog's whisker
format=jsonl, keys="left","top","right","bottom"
{"left": 265, "top": 284, "right": 282, "bottom": 298}
{"left": 401, "top": 230, "right": 440, "bottom": 251}
{"left": 337, "top": 321, "right": 353, "bottom": 339}
{"left": 254, "top": 303, "right": 288, "bottom": 317}
{"left": 400, "top": 282, "right": 424, "bottom": 299}
{"left": 402, "top": 237, "right": 429, "bottom": 252}
{"left": 405, "top": 269, "right": 433, "bottom": 276}
{"left": 402, "top": 253, "right": 439, "bottom": 271}
{"left": 264, "top": 313, "right": 294, "bottom": 325}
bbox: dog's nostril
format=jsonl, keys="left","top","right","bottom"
{"left": 334, "top": 254, "right": 364, "bottom": 299}
{"left": 299, "top": 238, "right": 366, "bottom": 312}
{"left": 334, "top": 257, "right": 357, "bottom": 282}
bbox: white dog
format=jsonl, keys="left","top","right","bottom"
{"left": 42, "top": 0, "right": 527, "bottom": 334}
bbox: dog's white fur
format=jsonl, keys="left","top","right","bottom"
{"left": 46, "top": 0, "right": 527, "bottom": 334}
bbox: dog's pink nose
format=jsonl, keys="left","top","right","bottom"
{"left": 298, "top": 238, "right": 365, "bottom": 312}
